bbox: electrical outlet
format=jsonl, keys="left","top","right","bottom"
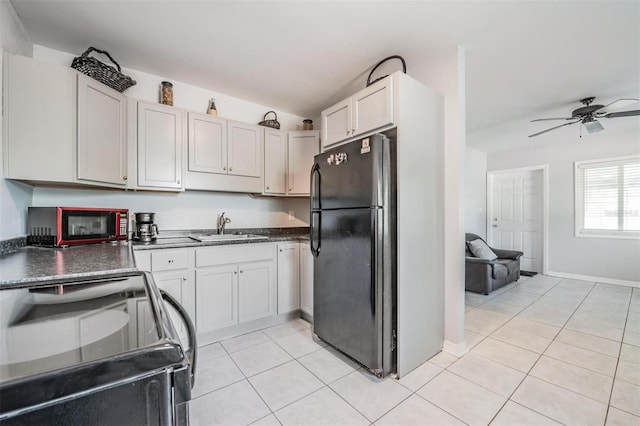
{"left": 288, "top": 211, "right": 295, "bottom": 221}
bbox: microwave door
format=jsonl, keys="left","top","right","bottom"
{"left": 62, "top": 211, "right": 116, "bottom": 242}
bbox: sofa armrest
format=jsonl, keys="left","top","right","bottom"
{"left": 466, "top": 256, "right": 495, "bottom": 265}
{"left": 493, "top": 248, "right": 523, "bottom": 260}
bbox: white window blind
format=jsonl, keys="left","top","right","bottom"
{"left": 575, "top": 156, "right": 640, "bottom": 238}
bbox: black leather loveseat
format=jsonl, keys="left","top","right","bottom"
{"left": 465, "top": 233, "right": 523, "bottom": 295}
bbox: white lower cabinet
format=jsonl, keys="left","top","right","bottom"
{"left": 300, "top": 244, "right": 314, "bottom": 316}
{"left": 135, "top": 241, "right": 304, "bottom": 341}
{"left": 133, "top": 248, "right": 195, "bottom": 342}
{"left": 277, "top": 243, "right": 300, "bottom": 314}
{"left": 195, "top": 243, "right": 276, "bottom": 335}
{"left": 238, "top": 260, "right": 276, "bottom": 322}
{"left": 195, "top": 264, "right": 238, "bottom": 333}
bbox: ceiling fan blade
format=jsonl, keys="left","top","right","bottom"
{"left": 604, "top": 109, "right": 640, "bottom": 118}
{"left": 596, "top": 98, "right": 639, "bottom": 114}
{"left": 528, "top": 120, "right": 581, "bottom": 138}
{"left": 531, "top": 117, "right": 575, "bottom": 122}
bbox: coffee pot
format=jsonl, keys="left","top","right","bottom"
{"left": 133, "top": 212, "right": 159, "bottom": 242}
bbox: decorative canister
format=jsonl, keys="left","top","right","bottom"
{"left": 160, "top": 81, "right": 173, "bottom": 106}
{"left": 303, "top": 119, "right": 313, "bottom": 130}
{"left": 207, "top": 98, "right": 218, "bottom": 116}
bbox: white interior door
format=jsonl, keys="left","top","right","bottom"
{"left": 489, "top": 169, "right": 543, "bottom": 273}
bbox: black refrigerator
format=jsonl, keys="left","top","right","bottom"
{"left": 310, "top": 134, "right": 396, "bottom": 377}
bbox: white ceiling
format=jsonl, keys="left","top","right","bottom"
{"left": 9, "top": 0, "right": 640, "bottom": 149}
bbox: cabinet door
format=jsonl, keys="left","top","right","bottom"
{"left": 196, "top": 265, "right": 238, "bottom": 333}
{"left": 154, "top": 269, "right": 195, "bottom": 342}
{"left": 287, "top": 131, "right": 319, "bottom": 196}
{"left": 137, "top": 102, "right": 183, "bottom": 189}
{"left": 321, "top": 98, "right": 351, "bottom": 148}
{"left": 188, "top": 113, "right": 227, "bottom": 174}
{"left": 227, "top": 121, "right": 262, "bottom": 178}
{"left": 238, "top": 260, "right": 275, "bottom": 323}
{"left": 264, "top": 128, "right": 286, "bottom": 194}
{"left": 352, "top": 77, "right": 393, "bottom": 137}
{"left": 4, "top": 54, "right": 76, "bottom": 182}
{"left": 277, "top": 243, "right": 300, "bottom": 314}
{"left": 300, "top": 244, "right": 314, "bottom": 316}
{"left": 76, "top": 75, "right": 127, "bottom": 186}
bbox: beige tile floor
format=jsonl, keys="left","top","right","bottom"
{"left": 189, "top": 275, "right": 640, "bottom": 425}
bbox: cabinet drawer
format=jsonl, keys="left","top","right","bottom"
{"left": 196, "top": 243, "right": 275, "bottom": 268}
{"left": 151, "top": 249, "right": 191, "bottom": 271}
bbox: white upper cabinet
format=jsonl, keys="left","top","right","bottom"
{"left": 322, "top": 98, "right": 351, "bottom": 148}
{"left": 352, "top": 77, "right": 394, "bottom": 136}
{"left": 4, "top": 54, "right": 126, "bottom": 187}
{"left": 263, "top": 129, "right": 319, "bottom": 197}
{"left": 185, "top": 113, "right": 264, "bottom": 193}
{"left": 263, "top": 128, "right": 287, "bottom": 195}
{"left": 77, "top": 74, "right": 127, "bottom": 186}
{"left": 136, "top": 101, "right": 184, "bottom": 190}
{"left": 188, "top": 113, "right": 226, "bottom": 174}
{"left": 287, "top": 131, "right": 319, "bottom": 196}
{"left": 227, "top": 120, "right": 262, "bottom": 178}
{"left": 321, "top": 76, "right": 394, "bottom": 150}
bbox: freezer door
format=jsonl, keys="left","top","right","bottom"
{"left": 312, "top": 134, "right": 387, "bottom": 210}
{"left": 313, "top": 208, "right": 385, "bottom": 373}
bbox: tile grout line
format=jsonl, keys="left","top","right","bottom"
{"left": 603, "top": 283, "right": 635, "bottom": 424}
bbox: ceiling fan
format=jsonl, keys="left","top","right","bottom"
{"left": 528, "top": 96, "right": 640, "bottom": 138}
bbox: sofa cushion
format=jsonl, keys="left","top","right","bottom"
{"left": 467, "top": 239, "right": 498, "bottom": 260}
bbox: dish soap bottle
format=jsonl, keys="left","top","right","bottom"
{"left": 207, "top": 98, "right": 217, "bottom": 116}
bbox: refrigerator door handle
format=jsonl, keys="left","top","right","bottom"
{"left": 310, "top": 163, "right": 321, "bottom": 210}
{"left": 310, "top": 211, "right": 321, "bottom": 257}
{"left": 370, "top": 209, "right": 376, "bottom": 315}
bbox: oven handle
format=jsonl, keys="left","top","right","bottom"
{"left": 160, "top": 290, "right": 197, "bottom": 388}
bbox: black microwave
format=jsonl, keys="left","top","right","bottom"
{"left": 27, "top": 207, "right": 129, "bottom": 247}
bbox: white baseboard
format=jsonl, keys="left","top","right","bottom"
{"left": 547, "top": 270, "right": 640, "bottom": 288}
{"left": 442, "top": 339, "right": 468, "bottom": 357}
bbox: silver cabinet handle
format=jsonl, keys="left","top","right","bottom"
{"left": 229, "top": 167, "right": 233, "bottom": 171}
{"left": 168, "top": 259, "right": 174, "bottom": 263}
{"left": 123, "top": 176, "right": 127, "bottom": 181}
{"left": 182, "top": 277, "right": 187, "bottom": 281}
{"left": 223, "top": 167, "right": 227, "bottom": 171}
{"left": 233, "top": 270, "right": 237, "bottom": 275}
{"left": 240, "top": 270, "right": 243, "bottom": 274}
{"left": 266, "top": 186, "right": 270, "bottom": 190}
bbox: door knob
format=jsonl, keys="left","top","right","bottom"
{"left": 492, "top": 224, "right": 498, "bottom": 228}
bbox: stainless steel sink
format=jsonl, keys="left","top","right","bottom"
{"left": 187, "top": 233, "right": 268, "bottom": 242}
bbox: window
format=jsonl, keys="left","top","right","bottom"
{"left": 575, "top": 156, "right": 640, "bottom": 239}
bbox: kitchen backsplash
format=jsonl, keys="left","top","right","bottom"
{"left": 30, "top": 186, "right": 310, "bottom": 232}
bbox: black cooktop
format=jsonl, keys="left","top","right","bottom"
{"left": 0, "top": 272, "right": 183, "bottom": 384}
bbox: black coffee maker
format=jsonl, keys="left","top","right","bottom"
{"left": 133, "top": 212, "right": 159, "bottom": 242}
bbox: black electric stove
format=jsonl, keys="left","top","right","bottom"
{"left": 0, "top": 271, "right": 196, "bottom": 425}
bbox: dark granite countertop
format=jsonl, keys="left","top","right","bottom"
{"left": 0, "top": 228, "right": 310, "bottom": 285}
{"left": 130, "top": 227, "right": 309, "bottom": 250}
{"left": 0, "top": 242, "right": 137, "bottom": 286}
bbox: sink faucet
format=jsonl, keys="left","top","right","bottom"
{"left": 217, "top": 212, "right": 231, "bottom": 235}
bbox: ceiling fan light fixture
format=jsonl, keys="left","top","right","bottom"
{"left": 584, "top": 118, "right": 604, "bottom": 134}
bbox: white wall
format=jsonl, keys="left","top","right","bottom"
{"left": 465, "top": 147, "right": 487, "bottom": 238}
{"left": 0, "top": 1, "right": 34, "bottom": 240}
{"left": 410, "top": 47, "right": 467, "bottom": 355}
{"left": 485, "top": 129, "right": 640, "bottom": 284}
{"left": 33, "top": 46, "right": 306, "bottom": 131}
